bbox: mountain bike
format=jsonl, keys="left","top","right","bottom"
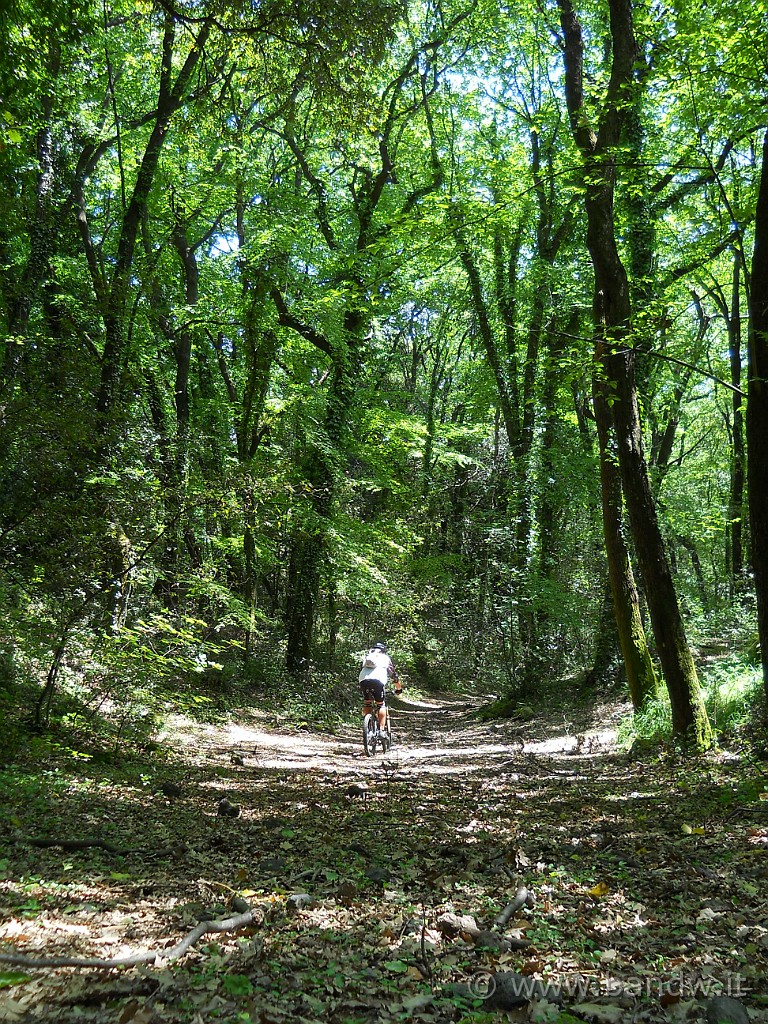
{"left": 363, "top": 705, "right": 392, "bottom": 756}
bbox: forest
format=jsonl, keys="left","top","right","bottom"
{"left": 1, "top": 0, "right": 768, "bottom": 1020}
{"left": 2, "top": 0, "right": 768, "bottom": 749}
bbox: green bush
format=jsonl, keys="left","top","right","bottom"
{"left": 704, "top": 661, "right": 762, "bottom": 739}
{"left": 616, "top": 692, "right": 672, "bottom": 749}
{"left": 0, "top": 650, "right": 16, "bottom": 691}
{"left": 0, "top": 691, "right": 25, "bottom": 765}
{"left": 617, "top": 658, "right": 763, "bottom": 749}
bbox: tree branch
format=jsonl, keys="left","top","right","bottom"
{"left": 0, "top": 908, "right": 259, "bottom": 970}
{"left": 270, "top": 288, "right": 334, "bottom": 357}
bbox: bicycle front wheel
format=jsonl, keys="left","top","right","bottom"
{"left": 363, "top": 714, "right": 377, "bottom": 756}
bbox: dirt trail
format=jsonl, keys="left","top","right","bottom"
{"left": 1, "top": 695, "right": 766, "bottom": 1024}
{"left": 163, "top": 692, "right": 624, "bottom": 778}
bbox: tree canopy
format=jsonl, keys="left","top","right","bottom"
{"left": 1, "top": 0, "right": 767, "bottom": 752}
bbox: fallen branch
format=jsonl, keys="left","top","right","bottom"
{"left": 0, "top": 909, "right": 259, "bottom": 969}
{"left": 706, "top": 996, "right": 750, "bottom": 1024}
{"left": 494, "top": 886, "right": 532, "bottom": 929}
{"left": 27, "top": 838, "right": 187, "bottom": 859}
{"left": 436, "top": 912, "right": 530, "bottom": 952}
{"left": 449, "top": 970, "right": 562, "bottom": 1010}
{"left": 29, "top": 838, "right": 139, "bottom": 855}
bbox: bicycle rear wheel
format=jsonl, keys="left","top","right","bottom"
{"left": 363, "top": 714, "right": 378, "bottom": 756}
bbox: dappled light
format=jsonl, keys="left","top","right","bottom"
{"left": 2, "top": 0, "right": 768, "bottom": 1020}
{"left": 2, "top": 694, "right": 766, "bottom": 1022}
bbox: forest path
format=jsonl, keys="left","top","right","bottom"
{"left": 2, "top": 694, "right": 766, "bottom": 1024}
{"left": 162, "top": 689, "right": 623, "bottom": 781}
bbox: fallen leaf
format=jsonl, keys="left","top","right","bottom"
{"left": 0, "top": 974, "right": 31, "bottom": 991}
{"left": 572, "top": 1002, "right": 624, "bottom": 1023}
{"left": 588, "top": 882, "right": 610, "bottom": 897}
{"left": 0, "top": 995, "right": 27, "bottom": 1019}
{"left": 383, "top": 960, "right": 409, "bottom": 974}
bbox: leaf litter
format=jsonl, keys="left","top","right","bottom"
{"left": 0, "top": 695, "right": 767, "bottom": 1023}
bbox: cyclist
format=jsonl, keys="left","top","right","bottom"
{"left": 359, "top": 642, "right": 402, "bottom": 736}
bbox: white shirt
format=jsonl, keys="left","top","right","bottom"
{"left": 358, "top": 649, "right": 393, "bottom": 685}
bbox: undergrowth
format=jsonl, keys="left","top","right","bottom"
{"left": 616, "top": 657, "right": 764, "bottom": 750}
{"left": 0, "top": 643, "right": 364, "bottom": 767}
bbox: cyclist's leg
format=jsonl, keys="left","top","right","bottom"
{"left": 368, "top": 681, "right": 386, "bottom": 730}
{"left": 362, "top": 707, "right": 376, "bottom": 756}
{"left": 379, "top": 702, "right": 391, "bottom": 751}
{"left": 360, "top": 682, "right": 375, "bottom": 720}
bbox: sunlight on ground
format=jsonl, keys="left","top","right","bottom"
{"left": 200, "top": 720, "right": 622, "bottom": 775}
{"left": 160, "top": 705, "right": 621, "bottom": 779}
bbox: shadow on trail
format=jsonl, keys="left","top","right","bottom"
{"left": 179, "top": 691, "right": 628, "bottom": 782}
{"left": 2, "top": 690, "right": 765, "bottom": 1024}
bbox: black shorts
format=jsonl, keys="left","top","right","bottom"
{"left": 360, "top": 680, "right": 386, "bottom": 705}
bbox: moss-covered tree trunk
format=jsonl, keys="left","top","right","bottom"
{"left": 593, "top": 354, "right": 657, "bottom": 709}
{"left": 97, "top": 13, "right": 213, "bottom": 422}
{"left": 747, "top": 128, "right": 768, "bottom": 698}
{"left": 557, "top": 0, "right": 711, "bottom": 749}
{"left": 605, "top": 345, "right": 710, "bottom": 745}
{"left": 3, "top": 69, "right": 61, "bottom": 388}
{"left": 283, "top": 344, "right": 357, "bottom": 677}
{"left": 727, "top": 255, "right": 745, "bottom": 591}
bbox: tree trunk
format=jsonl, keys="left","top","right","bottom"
{"left": 747, "top": 128, "right": 768, "bottom": 697}
{"left": 557, "top": 0, "right": 711, "bottom": 748}
{"left": 285, "top": 532, "right": 322, "bottom": 676}
{"left": 728, "top": 254, "right": 745, "bottom": 590}
{"left": 593, "top": 356, "right": 657, "bottom": 708}
{"left": 604, "top": 343, "right": 709, "bottom": 744}
{"left": 327, "top": 587, "right": 338, "bottom": 672}
{"left": 142, "top": 209, "right": 205, "bottom": 607}
{"left": 677, "top": 535, "right": 708, "bottom": 611}
{"left": 589, "top": 577, "right": 622, "bottom": 686}
{"left": 170, "top": 218, "right": 197, "bottom": 481}
{"left": 2, "top": 45, "right": 61, "bottom": 391}
{"left": 278, "top": 50, "right": 444, "bottom": 675}
{"left": 97, "top": 13, "right": 212, "bottom": 421}
{"left": 284, "top": 346, "right": 357, "bottom": 676}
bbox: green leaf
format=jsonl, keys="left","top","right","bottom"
{"left": 221, "top": 974, "right": 254, "bottom": 997}
{"left": 383, "top": 960, "right": 409, "bottom": 973}
{"left": 0, "top": 971, "right": 32, "bottom": 989}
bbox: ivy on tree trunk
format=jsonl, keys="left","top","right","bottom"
{"left": 557, "top": 0, "right": 711, "bottom": 749}
{"left": 747, "top": 129, "right": 768, "bottom": 698}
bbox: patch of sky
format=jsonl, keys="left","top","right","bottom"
{"left": 209, "top": 232, "right": 240, "bottom": 257}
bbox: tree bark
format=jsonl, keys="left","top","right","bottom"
{"left": 747, "top": 128, "right": 768, "bottom": 697}
{"left": 728, "top": 256, "right": 745, "bottom": 588}
{"left": 277, "top": 41, "right": 446, "bottom": 674}
{"left": 285, "top": 532, "right": 323, "bottom": 676}
{"left": 593, "top": 353, "right": 657, "bottom": 708}
{"left": 703, "top": 253, "right": 745, "bottom": 595}
{"left": 2, "top": 44, "right": 62, "bottom": 391}
{"left": 283, "top": 342, "right": 357, "bottom": 676}
{"left": 557, "top": 0, "right": 711, "bottom": 748}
